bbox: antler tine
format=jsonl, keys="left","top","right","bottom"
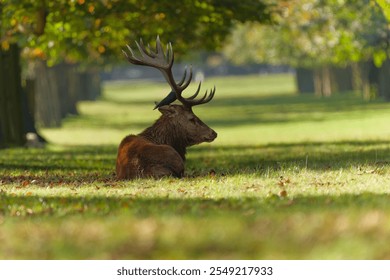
{"left": 195, "top": 92, "right": 208, "bottom": 103}
{"left": 166, "top": 43, "right": 174, "bottom": 67}
{"left": 124, "top": 45, "right": 134, "bottom": 58}
{"left": 179, "top": 66, "right": 193, "bottom": 90}
{"left": 194, "top": 86, "right": 216, "bottom": 105}
{"left": 177, "top": 66, "right": 193, "bottom": 89}
{"left": 186, "top": 82, "right": 202, "bottom": 100}
{"left": 123, "top": 38, "right": 170, "bottom": 69}
{"left": 204, "top": 86, "right": 216, "bottom": 103}
{"left": 147, "top": 43, "right": 157, "bottom": 57}
{"left": 177, "top": 67, "right": 187, "bottom": 86}
{"left": 177, "top": 84, "right": 216, "bottom": 108}
{"left": 151, "top": 36, "right": 172, "bottom": 67}
{"left": 123, "top": 44, "right": 143, "bottom": 65}
{"left": 136, "top": 39, "right": 152, "bottom": 59}
{"left": 155, "top": 36, "right": 164, "bottom": 56}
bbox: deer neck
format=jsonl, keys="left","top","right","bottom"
{"left": 139, "top": 120, "right": 187, "bottom": 160}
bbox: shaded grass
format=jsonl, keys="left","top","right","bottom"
{"left": 1, "top": 74, "right": 390, "bottom": 259}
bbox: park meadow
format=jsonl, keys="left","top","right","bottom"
{"left": 1, "top": 73, "right": 390, "bottom": 259}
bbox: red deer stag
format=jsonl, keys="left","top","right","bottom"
{"left": 116, "top": 36, "right": 217, "bottom": 179}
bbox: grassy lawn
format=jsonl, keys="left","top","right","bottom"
{"left": 1, "top": 73, "right": 390, "bottom": 259}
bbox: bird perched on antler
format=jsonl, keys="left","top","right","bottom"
{"left": 153, "top": 90, "right": 176, "bottom": 109}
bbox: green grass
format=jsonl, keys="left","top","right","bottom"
{"left": 1, "top": 73, "right": 390, "bottom": 259}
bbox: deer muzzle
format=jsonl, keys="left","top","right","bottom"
{"left": 204, "top": 129, "right": 217, "bottom": 142}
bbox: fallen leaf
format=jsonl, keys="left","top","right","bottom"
{"left": 279, "top": 190, "right": 288, "bottom": 197}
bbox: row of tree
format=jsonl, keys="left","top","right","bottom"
{"left": 223, "top": 0, "right": 390, "bottom": 100}
{"left": 0, "top": 0, "right": 272, "bottom": 147}
{"left": 0, "top": 43, "right": 101, "bottom": 147}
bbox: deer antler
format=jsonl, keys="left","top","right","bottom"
{"left": 123, "top": 36, "right": 216, "bottom": 109}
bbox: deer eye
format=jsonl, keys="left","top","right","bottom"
{"left": 189, "top": 117, "right": 197, "bottom": 124}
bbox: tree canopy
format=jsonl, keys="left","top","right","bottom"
{"left": 223, "top": 0, "right": 389, "bottom": 68}
{"left": 1, "top": 0, "right": 272, "bottom": 66}
{"left": 376, "top": 0, "right": 390, "bottom": 20}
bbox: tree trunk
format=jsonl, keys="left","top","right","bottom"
{"left": 34, "top": 61, "right": 82, "bottom": 127}
{"left": 23, "top": 79, "right": 47, "bottom": 143}
{"left": 34, "top": 60, "right": 62, "bottom": 127}
{"left": 33, "top": 62, "right": 102, "bottom": 127}
{"left": 378, "top": 59, "right": 390, "bottom": 101}
{"left": 0, "top": 44, "right": 25, "bottom": 147}
{"left": 322, "top": 66, "right": 332, "bottom": 97}
{"left": 295, "top": 67, "right": 315, "bottom": 94}
{"left": 330, "top": 65, "right": 353, "bottom": 93}
{"left": 54, "top": 63, "right": 79, "bottom": 118}
{"left": 66, "top": 64, "right": 81, "bottom": 115}
{"left": 79, "top": 69, "right": 102, "bottom": 100}
{"left": 314, "top": 66, "right": 332, "bottom": 97}
{"left": 351, "top": 62, "right": 371, "bottom": 100}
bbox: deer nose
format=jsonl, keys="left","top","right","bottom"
{"left": 208, "top": 130, "right": 217, "bottom": 141}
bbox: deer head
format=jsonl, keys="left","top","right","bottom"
{"left": 157, "top": 104, "right": 217, "bottom": 145}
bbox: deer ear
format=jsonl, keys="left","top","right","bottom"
{"left": 158, "top": 105, "right": 178, "bottom": 116}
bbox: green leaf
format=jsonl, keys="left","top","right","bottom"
{"left": 373, "top": 49, "right": 388, "bottom": 67}
{"left": 376, "top": 0, "right": 390, "bottom": 22}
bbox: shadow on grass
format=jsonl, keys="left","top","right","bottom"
{"left": 205, "top": 93, "right": 389, "bottom": 128}
{"left": 93, "top": 93, "right": 390, "bottom": 130}
{"left": 0, "top": 145, "right": 118, "bottom": 183}
{"left": 105, "top": 91, "right": 384, "bottom": 110}
{"left": 72, "top": 93, "right": 390, "bottom": 131}
{"left": 2, "top": 192, "right": 390, "bottom": 218}
{"left": 212, "top": 93, "right": 386, "bottom": 110}
{"left": 0, "top": 139, "right": 388, "bottom": 183}
{"left": 61, "top": 113, "right": 152, "bottom": 131}
{"left": 187, "top": 139, "right": 390, "bottom": 175}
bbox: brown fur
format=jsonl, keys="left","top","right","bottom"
{"left": 116, "top": 104, "right": 217, "bottom": 179}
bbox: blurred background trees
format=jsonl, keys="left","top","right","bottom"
{"left": 1, "top": 0, "right": 390, "bottom": 148}
{"left": 223, "top": 0, "right": 390, "bottom": 100}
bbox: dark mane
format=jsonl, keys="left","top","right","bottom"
{"left": 139, "top": 114, "right": 188, "bottom": 160}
